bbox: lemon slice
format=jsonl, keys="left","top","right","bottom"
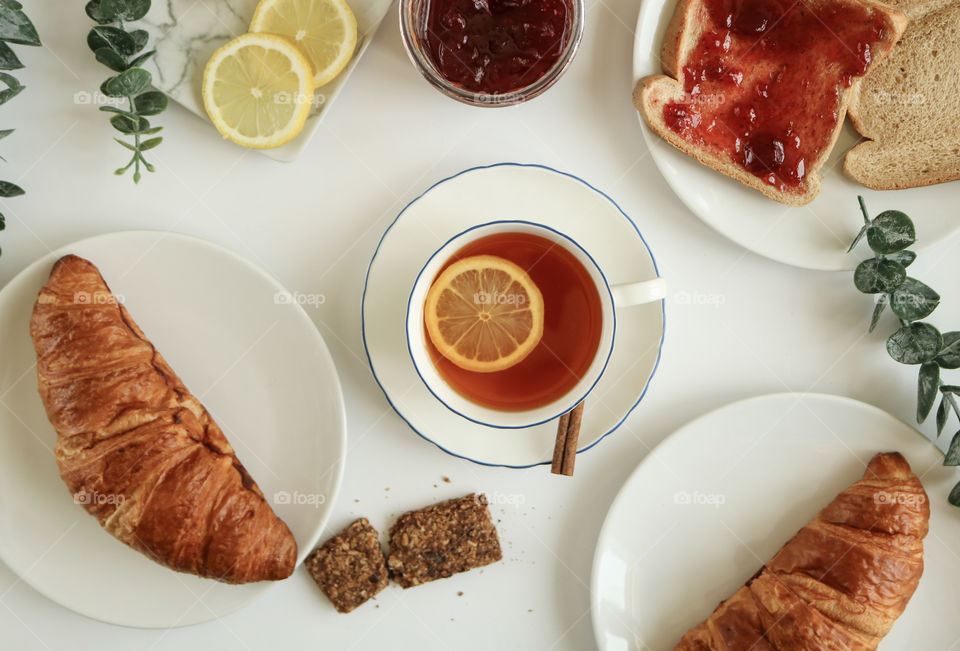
{"left": 424, "top": 255, "right": 545, "bottom": 373}
{"left": 202, "top": 33, "right": 315, "bottom": 149}
{"left": 249, "top": 0, "right": 358, "bottom": 87}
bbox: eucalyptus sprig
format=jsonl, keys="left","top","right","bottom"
{"left": 85, "top": 0, "right": 167, "bottom": 183}
{"left": 850, "top": 196, "right": 960, "bottom": 506}
{"left": 0, "top": 0, "right": 41, "bottom": 258}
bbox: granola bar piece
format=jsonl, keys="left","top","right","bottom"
{"left": 387, "top": 493, "right": 502, "bottom": 588}
{"left": 305, "top": 518, "right": 388, "bottom": 613}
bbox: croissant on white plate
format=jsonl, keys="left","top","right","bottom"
{"left": 676, "top": 452, "right": 929, "bottom": 650}
{"left": 30, "top": 254, "right": 297, "bottom": 584}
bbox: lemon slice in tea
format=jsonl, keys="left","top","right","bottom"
{"left": 424, "top": 255, "right": 545, "bottom": 373}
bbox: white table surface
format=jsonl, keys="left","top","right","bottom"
{"left": 2, "top": 1, "right": 958, "bottom": 649}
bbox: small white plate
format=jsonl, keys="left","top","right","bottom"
{"left": 0, "top": 231, "right": 346, "bottom": 628}
{"left": 591, "top": 393, "right": 960, "bottom": 650}
{"left": 362, "top": 163, "right": 666, "bottom": 468}
{"left": 632, "top": 1, "right": 960, "bottom": 270}
{"left": 141, "top": 0, "right": 394, "bottom": 162}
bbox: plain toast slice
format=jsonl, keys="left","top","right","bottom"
{"left": 845, "top": 0, "right": 960, "bottom": 189}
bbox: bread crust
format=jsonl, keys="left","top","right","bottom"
{"left": 637, "top": 0, "right": 907, "bottom": 206}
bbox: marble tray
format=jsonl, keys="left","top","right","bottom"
{"left": 141, "top": 0, "right": 394, "bottom": 162}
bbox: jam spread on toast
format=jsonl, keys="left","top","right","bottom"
{"left": 426, "top": 0, "right": 570, "bottom": 95}
{"left": 662, "top": 0, "right": 896, "bottom": 192}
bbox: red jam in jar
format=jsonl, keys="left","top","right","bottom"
{"left": 425, "top": 0, "right": 570, "bottom": 95}
{"left": 662, "top": 0, "right": 897, "bottom": 192}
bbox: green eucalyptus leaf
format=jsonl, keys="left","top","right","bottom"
{"left": 139, "top": 136, "right": 162, "bottom": 151}
{"left": 888, "top": 250, "right": 917, "bottom": 267}
{"left": 113, "top": 137, "right": 137, "bottom": 151}
{"left": 0, "top": 128, "right": 13, "bottom": 140}
{"left": 887, "top": 322, "right": 943, "bottom": 365}
{"left": 0, "top": 71, "right": 23, "bottom": 106}
{"left": 133, "top": 90, "right": 166, "bottom": 115}
{"left": 918, "top": 362, "right": 940, "bottom": 422}
{"left": 138, "top": 125, "right": 162, "bottom": 135}
{"left": 854, "top": 257, "right": 906, "bottom": 294}
{"left": 937, "top": 396, "right": 949, "bottom": 437}
{"left": 89, "top": 25, "right": 136, "bottom": 56}
{"left": 110, "top": 114, "right": 142, "bottom": 134}
{"left": 847, "top": 223, "right": 869, "bottom": 253}
{"left": 127, "top": 49, "right": 155, "bottom": 68}
{"left": 867, "top": 210, "right": 916, "bottom": 254}
{"left": 0, "top": 0, "right": 41, "bottom": 46}
{"left": 890, "top": 278, "right": 940, "bottom": 321}
{"left": 0, "top": 213, "right": 5, "bottom": 230}
{"left": 101, "top": 0, "right": 151, "bottom": 21}
{"left": 94, "top": 47, "right": 127, "bottom": 72}
{"left": 128, "top": 29, "right": 149, "bottom": 54}
{"left": 85, "top": 0, "right": 113, "bottom": 24}
{"left": 0, "top": 180, "right": 24, "bottom": 197}
{"left": 99, "top": 105, "right": 138, "bottom": 119}
{"left": 102, "top": 67, "right": 150, "bottom": 97}
{"left": 947, "top": 393, "right": 960, "bottom": 421}
{"left": 858, "top": 195, "right": 871, "bottom": 224}
{"left": 870, "top": 293, "right": 888, "bottom": 332}
{"left": 936, "top": 332, "right": 960, "bottom": 369}
{"left": 946, "top": 431, "right": 960, "bottom": 466}
{"left": 950, "top": 481, "right": 960, "bottom": 507}
{"left": 0, "top": 41, "right": 23, "bottom": 70}
{"left": 942, "top": 386, "right": 960, "bottom": 395}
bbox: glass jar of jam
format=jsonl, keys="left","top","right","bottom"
{"left": 400, "top": 0, "right": 584, "bottom": 107}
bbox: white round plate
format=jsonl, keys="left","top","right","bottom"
{"left": 362, "top": 163, "right": 665, "bottom": 468}
{"left": 591, "top": 392, "right": 960, "bottom": 650}
{"left": 632, "top": 4, "right": 960, "bottom": 270}
{"left": 0, "top": 231, "right": 347, "bottom": 628}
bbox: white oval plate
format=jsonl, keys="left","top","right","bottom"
{"left": 591, "top": 392, "right": 960, "bottom": 650}
{"left": 632, "top": 2, "right": 960, "bottom": 270}
{"left": 0, "top": 231, "right": 346, "bottom": 628}
{"left": 362, "top": 163, "right": 665, "bottom": 468}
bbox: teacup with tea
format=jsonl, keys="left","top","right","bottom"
{"left": 406, "top": 221, "right": 665, "bottom": 429}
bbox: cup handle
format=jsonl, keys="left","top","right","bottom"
{"left": 610, "top": 277, "right": 667, "bottom": 308}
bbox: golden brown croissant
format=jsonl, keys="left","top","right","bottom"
{"left": 675, "top": 452, "right": 929, "bottom": 650}
{"left": 30, "top": 254, "right": 297, "bottom": 584}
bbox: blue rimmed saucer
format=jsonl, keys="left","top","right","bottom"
{"left": 361, "top": 163, "right": 665, "bottom": 468}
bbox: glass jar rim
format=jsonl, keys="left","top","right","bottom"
{"left": 398, "top": 0, "right": 586, "bottom": 107}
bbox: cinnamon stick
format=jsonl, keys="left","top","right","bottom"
{"left": 551, "top": 402, "right": 584, "bottom": 476}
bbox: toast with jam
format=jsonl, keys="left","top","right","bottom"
{"left": 634, "top": 0, "right": 907, "bottom": 206}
